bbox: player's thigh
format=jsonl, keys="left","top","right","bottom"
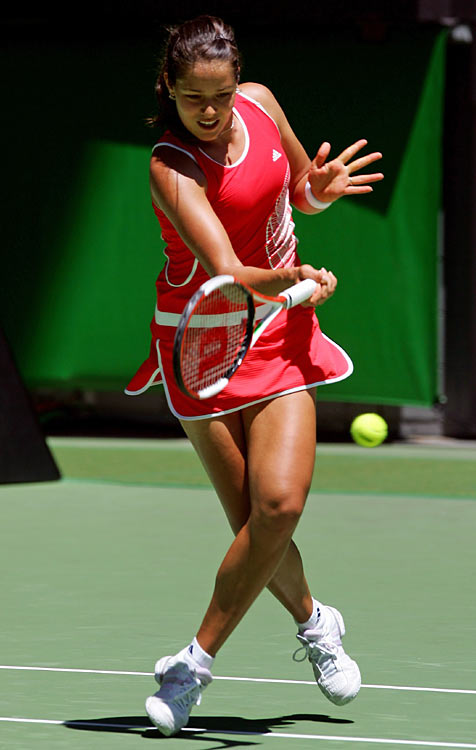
{"left": 242, "top": 388, "right": 317, "bottom": 519}
{"left": 179, "top": 413, "right": 251, "bottom": 533}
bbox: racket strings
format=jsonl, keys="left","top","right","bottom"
{"left": 180, "top": 284, "right": 251, "bottom": 394}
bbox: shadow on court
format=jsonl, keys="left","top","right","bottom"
{"left": 64, "top": 712, "right": 354, "bottom": 743}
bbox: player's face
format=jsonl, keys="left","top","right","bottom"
{"left": 168, "top": 60, "right": 237, "bottom": 142}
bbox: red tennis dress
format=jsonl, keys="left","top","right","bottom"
{"left": 125, "top": 92, "right": 353, "bottom": 419}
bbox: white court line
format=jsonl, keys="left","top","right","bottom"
{"left": 1, "top": 717, "right": 476, "bottom": 748}
{"left": 0, "top": 664, "right": 475, "bottom": 695}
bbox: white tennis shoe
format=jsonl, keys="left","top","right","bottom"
{"left": 294, "top": 604, "right": 361, "bottom": 705}
{"left": 145, "top": 647, "right": 213, "bottom": 736}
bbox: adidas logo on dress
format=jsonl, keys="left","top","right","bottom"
{"left": 272, "top": 149, "right": 282, "bottom": 161}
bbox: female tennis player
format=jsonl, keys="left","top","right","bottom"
{"left": 125, "top": 15, "right": 383, "bottom": 736}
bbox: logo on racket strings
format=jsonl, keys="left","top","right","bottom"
{"left": 197, "top": 328, "right": 229, "bottom": 385}
{"left": 203, "top": 340, "right": 223, "bottom": 359}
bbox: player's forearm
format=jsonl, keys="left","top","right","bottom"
{"left": 215, "top": 263, "right": 301, "bottom": 297}
{"left": 291, "top": 174, "right": 333, "bottom": 215}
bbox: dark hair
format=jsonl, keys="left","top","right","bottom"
{"left": 147, "top": 15, "right": 241, "bottom": 139}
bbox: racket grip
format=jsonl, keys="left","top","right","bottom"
{"left": 281, "top": 279, "right": 318, "bottom": 308}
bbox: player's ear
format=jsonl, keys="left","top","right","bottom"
{"left": 164, "top": 72, "right": 174, "bottom": 98}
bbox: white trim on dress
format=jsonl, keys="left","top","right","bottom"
{"left": 236, "top": 90, "right": 281, "bottom": 136}
{"left": 197, "top": 107, "right": 250, "bottom": 168}
{"left": 152, "top": 142, "right": 199, "bottom": 163}
{"left": 154, "top": 302, "right": 272, "bottom": 327}
{"left": 156, "top": 336, "right": 354, "bottom": 421}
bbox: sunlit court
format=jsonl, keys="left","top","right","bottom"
{"left": 1, "top": 439, "right": 476, "bottom": 748}
{"left": 2, "top": 1, "right": 476, "bottom": 748}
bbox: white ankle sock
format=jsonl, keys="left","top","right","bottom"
{"left": 297, "top": 598, "right": 322, "bottom": 631}
{"left": 186, "top": 637, "right": 214, "bottom": 671}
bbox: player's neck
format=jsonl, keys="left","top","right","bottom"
{"left": 199, "top": 116, "right": 243, "bottom": 166}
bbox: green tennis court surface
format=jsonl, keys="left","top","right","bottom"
{"left": 1, "top": 437, "right": 475, "bottom": 748}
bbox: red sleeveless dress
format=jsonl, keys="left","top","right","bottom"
{"left": 125, "top": 92, "right": 353, "bottom": 419}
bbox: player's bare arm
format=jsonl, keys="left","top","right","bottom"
{"left": 240, "top": 82, "right": 383, "bottom": 213}
{"left": 150, "top": 147, "right": 329, "bottom": 302}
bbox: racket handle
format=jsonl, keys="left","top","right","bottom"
{"left": 281, "top": 278, "right": 318, "bottom": 308}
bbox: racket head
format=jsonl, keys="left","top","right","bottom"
{"left": 173, "top": 276, "right": 255, "bottom": 400}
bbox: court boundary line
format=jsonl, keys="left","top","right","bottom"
{"left": 1, "top": 664, "right": 474, "bottom": 695}
{"left": 1, "top": 716, "right": 476, "bottom": 748}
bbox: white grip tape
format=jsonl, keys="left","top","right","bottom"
{"left": 281, "top": 279, "right": 318, "bottom": 308}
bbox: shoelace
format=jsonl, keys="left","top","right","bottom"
{"left": 159, "top": 669, "right": 203, "bottom": 707}
{"left": 293, "top": 634, "right": 339, "bottom": 677}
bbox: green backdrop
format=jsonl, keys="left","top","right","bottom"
{"left": 1, "top": 27, "right": 446, "bottom": 405}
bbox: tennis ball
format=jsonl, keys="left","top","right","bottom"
{"left": 350, "top": 413, "right": 388, "bottom": 447}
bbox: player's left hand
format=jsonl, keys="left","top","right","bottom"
{"left": 308, "top": 139, "right": 383, "bottom": 204}
{"left": 312, "top": 266, "right": 337, "bottom": 306}
{"left": 298, "top": 264, "right": 337, "bottom": 307}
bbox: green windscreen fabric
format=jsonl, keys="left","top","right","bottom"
{"left": 1, "top": 28, "right": 445, "bottom": 405}
{"left": 286, "top": 29, "right": 446, "bottom": 406}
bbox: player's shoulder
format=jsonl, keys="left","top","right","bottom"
{"left": 238, "top": 82, "right": 284, "bottom": 126}
{"left": 150, "top": 140, "right": 205, "bottom": 186}
{"left": 239, "top": 82, "right": 279, "bottom": 110}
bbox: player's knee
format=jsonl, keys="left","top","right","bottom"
{"left": 253, "top": 490, "right": 305, "bottom": 535}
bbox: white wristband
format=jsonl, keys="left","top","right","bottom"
{"left": 305, "top": 181, "right": 332, "bottom": 211}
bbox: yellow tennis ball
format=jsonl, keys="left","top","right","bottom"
{"left": 350, "top": 413, "right": 388, "bottom": 447}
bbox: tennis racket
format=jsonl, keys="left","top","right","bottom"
{"left": 173, "top": 274, "right": 317, "bottom": 400}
